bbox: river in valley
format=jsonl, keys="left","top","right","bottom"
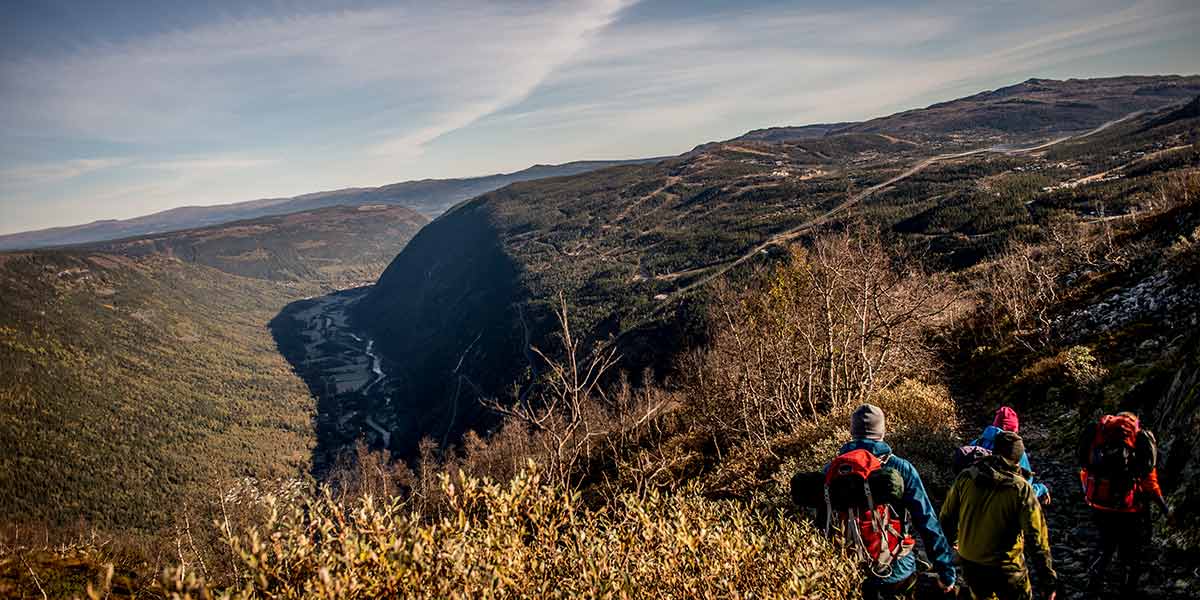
{"left": 275, "top": 287, "right": 399, "bottom": 463}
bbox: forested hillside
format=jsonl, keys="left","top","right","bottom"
{"left": 89, "top": 204, "right": 428, "bottom": 288}
{"left": 0, "top": 205, "right": 426, "bottom": 533}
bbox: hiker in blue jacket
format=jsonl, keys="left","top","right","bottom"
{"left": 830, "top": 404, "right": 958, "bottom": 599}
{"left": 972, "top": 406, "right": 1051, "bottom": 503}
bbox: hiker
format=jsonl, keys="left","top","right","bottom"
{"left": 941, "top": 430, "right": 1058, "bottom": 600}
{"left": 964, "top": 406, "right": 1051, "bottom": 503}
{"left": 822, "top": 404, "right": 957, "bottom": 599}
{"left": 1078, "top": 411, "right": 1171, "bottom": 595}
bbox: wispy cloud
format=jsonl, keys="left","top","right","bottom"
{"left": 141, "top": 157, "right": 277, "bottom": 172}
{"left": 0, "top": 158, "right": 128, "bottom": 188}
{"left": 480, "top": 0, "right": 1199, "bottom": 149}
{"left": 1, "top": 1, "right": 635, "bottom": 154}
{"left": 367, "top": 0, "right": 634, "bottom": 157}
{"left": 0, "top": 0, "right": 1197, "bottom": 234}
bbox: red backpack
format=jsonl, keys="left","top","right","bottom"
{"left": 823, "top": 449, "right": 914, "bottom": 577}
{"left": 1081, "top": 414, "right": 1142, "bottom": 511}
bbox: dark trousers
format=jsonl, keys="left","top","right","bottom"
{"left": 1087, "top": 509, "right": 1151, "bottom": 593}
{"left": 862, "top": 574, "right": 916, "bottom": 600}
{"left": 959, "top": 559, "right": 1032, "bottom": 600}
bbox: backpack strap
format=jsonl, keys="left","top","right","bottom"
{"left": 822, "top": 483, "right": 833, "bottom": 537}
{"left": 1136, "top": 429, "right": 1158, "bottom": 474}
{"left": 863, "top": 473, "right": 896, "bottom": 577}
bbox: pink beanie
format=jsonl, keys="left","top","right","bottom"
{"left": 993, "top": 406, "right": 1019, "bottom": 433}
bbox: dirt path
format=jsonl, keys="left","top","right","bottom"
{"left": 990, "top": 406, "right": 1194, "bottom": 599}
{"left": 722, "top": 144, "right": 787, "bottom": 158}
{"left": 614, "top": 176, "right": 681, "bottom": 223}
{"left": 1051, "top": 144, "right": 1192, "bottom": 192}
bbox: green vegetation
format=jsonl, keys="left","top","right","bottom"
{"left": 357, "top": 78, "right": 1200, "bottom": 456}
{"left": 0, "top": 204, "right": 426, "bottom": 534}
{"left": 0, "top": 252, "right": 318, "bottom": 533}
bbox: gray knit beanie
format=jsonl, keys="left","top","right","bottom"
{"left": 850, "top": 404, "right": 886, "bottom": 441}
{"left": 992, "top": 430, "right": 1025, "bottom": 465}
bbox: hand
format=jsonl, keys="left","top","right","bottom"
{"left": 1042, "top": 580, "right": 1059, "bottom": 600}
{"left": 937, "top": 578, "right": 956, "bottom": 595}
{"left": 1040, "top": 491, "right": 1052, "bottom": 506}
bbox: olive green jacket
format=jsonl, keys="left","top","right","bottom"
{"left": 940, "top": 456, "right": 1056, "bottom": 582}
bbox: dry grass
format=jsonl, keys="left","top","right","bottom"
{"left": 75, "top": 465, "right": 859, "bottom": 600}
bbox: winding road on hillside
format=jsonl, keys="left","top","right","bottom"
{"left": 663, "top": 110, "right": 1146, "bottom": 297}
{"left": 601, "top": 111, "right": 1148, "bottom": 350}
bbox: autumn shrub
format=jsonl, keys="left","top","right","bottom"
{"left": 750, "top": 379, "right": 961, "bottom": 506}
{"left": 121, "top": 465, "right": 858, "bottom": 600}
{"left": 1010, "top": 345, "right": 1108, "bottom": 409}
{"left": 871, "top": 379, "right": 961, "bottom": 492}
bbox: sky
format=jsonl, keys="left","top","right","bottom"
{"left": 1, "top": 0, "right": 1198, "bottom": 235}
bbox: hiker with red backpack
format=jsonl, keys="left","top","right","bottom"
{"left": 1078, "top": 411, "right": 1171, "bottom": 596}
{"left": 822, "top": 404, "right": 958, "bottom": 599}
{"left": 940, "top": 430, "right": 1058, "bottom": 600}
{"left": 957, "top": 407, "right": 1051, "bottom": 503}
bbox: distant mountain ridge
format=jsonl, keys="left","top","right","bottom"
{"left": 0, "top": 159, "right": 656, "bottom": 251}
{"left": 716, "top": 75, "right": 1200, "bottom": 146}
{"left": 837, "top": 75, "right": 1200, "bottom": 137}
{"left": 85, "top": 203, "right": 429, "bottom": 287}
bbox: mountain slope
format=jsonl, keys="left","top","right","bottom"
{"left": 88, "top": 204, "right": 428, "bottom": 287}
{"left": 0, "top": 159, "right": 653, "bottom": 251}
{"left": 352, "top": 76, "right": 1200, "bottom": 454}
{"left": 0, "top": 205, "right": 426, "bottom": 532}
{"left": 840, "top": 75, "right": 1200, "bottom": 138}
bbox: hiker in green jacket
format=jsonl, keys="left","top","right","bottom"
{"left": 940, "top": 431, "right": 1058, "bottom": 600}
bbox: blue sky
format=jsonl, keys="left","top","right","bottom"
{"left": 1, "top": 0, "right": 1198, "bottom": 234}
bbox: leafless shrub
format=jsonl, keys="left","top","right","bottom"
{"left": 684, "top": 230, "right": 960, "bottom": 449}
{"left": 1143, "top": 169, "right": 1200, "bottom": 215}
{"left": 484, "top": 293, "right": 670, "bottom": 489}
{"left": 973, "top": 170, "right": 1200, "bottom": 348}
{"left": 325, "top": 440, "right": 414, "bottom": 506}
{"left": 973, "top": 240, "right": 1063, "bottom": 347}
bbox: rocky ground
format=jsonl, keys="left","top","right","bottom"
{"left": 1019, "top": 407, "right": 1198, "bottom": 600}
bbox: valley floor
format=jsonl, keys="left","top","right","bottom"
{"left": 271, "top": 287, "right": 402, "bottom": 471}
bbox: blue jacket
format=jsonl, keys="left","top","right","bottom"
{"left": 829, "top": 439, "right": 957, "bottom": 587}
{"left": 972, "top": 426, "right": 1050, "bottom": 499}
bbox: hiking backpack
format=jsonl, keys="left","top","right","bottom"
{"left": 823, "top": 449, "right": 914, "bottom": 578}
{"left": 1081, "top": 414, "right": 1154, "bottom": 511}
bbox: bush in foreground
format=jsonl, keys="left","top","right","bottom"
{"left": 141, "top": 465, "right": 858, "bottom": 600}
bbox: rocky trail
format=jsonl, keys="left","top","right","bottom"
{"left": 1004, "top": 407, "right": 1197, "bottom": 600}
